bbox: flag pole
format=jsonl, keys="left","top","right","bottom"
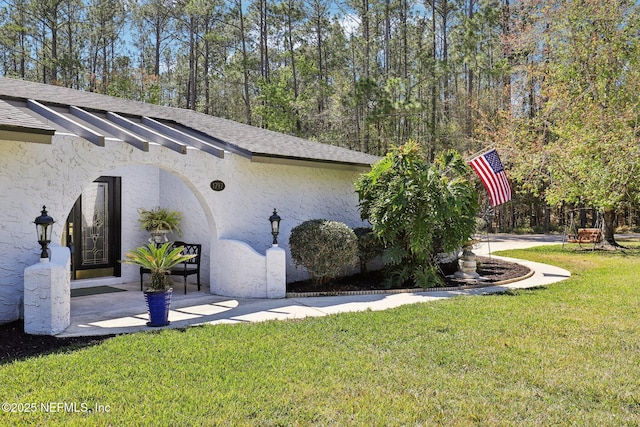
{"left": 469, "top": 147, "right": 496, "bottom": 260}
{"left": 485, "top": 203, "right": 493, "bottom": 259}
{"left": 465, "top": 145, "right": 496, "bottom": 163}
{"left": 468, "top": 145, "right": 511, "bottom": 259}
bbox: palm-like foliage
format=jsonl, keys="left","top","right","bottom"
{"left": 121, "top": 242, "right": 195, "bottom": 290}
{"left": 137, "top": 207, "right": 182, "bottom": 235}
{"left": 355, "top": 141, "right": 478, "bottom": 288}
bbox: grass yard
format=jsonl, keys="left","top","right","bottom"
{"left": 1, "top": 244, "right": 640, "bottom": 426}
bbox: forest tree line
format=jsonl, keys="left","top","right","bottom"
{"left": 1, "top": 0, "right": 639, "bottom": 235}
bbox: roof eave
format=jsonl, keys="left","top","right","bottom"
{"left": 250, "top": 153, "right": 374, "bottom": 171}
{"left": 0, "top": 125, "right": 54, "bottom": 144}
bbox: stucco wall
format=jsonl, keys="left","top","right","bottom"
{"left": 0, "top": 132, "right": 369, "bottom": 324}
{"left": 215, "top": 157, "right": 368, "bottom": 282}
{"left": 158, "top": 169, "right": 211, "bottom": 287}
{"left": 108, "top": 164, "right": 161, "bottom": 283}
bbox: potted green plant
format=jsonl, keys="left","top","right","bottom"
{"left": 137, "top": 207, "right": 182, "bottom": 243}
{"left": 120, "top": 242, "right": 195, "bottom": 327}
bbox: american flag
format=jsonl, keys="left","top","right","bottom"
{"left": 469, "top": 149, "right": 512, "bottom": 207}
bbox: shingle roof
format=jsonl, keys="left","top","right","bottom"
{"left": 0, "top": 98, "right": 55, "bottom": 134}
{"left": 0, "top": 77, "right": 380, "bottom": 168}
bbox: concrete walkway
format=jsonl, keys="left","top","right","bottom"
{"left": 58, "top": 234, "right": 570, "bottom": 337}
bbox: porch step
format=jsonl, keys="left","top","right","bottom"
{"left": 71, "top": 277, "right": 123, "bottom": 290}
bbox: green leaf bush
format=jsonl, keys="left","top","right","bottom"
{"left": 353, "top": 227, "right": 385, "bottom": 273}
{"left": 289, "top": 219, "right": 359, "bottom": 285}
{"left": 355, "top": 141, "right": 479, "bottom": 288}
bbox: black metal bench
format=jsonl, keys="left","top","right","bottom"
{"left": 140, "top": 241, "right": 202, "bottom": 294}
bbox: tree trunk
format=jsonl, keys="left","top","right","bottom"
{"left": 259, "top": 0, "right": 268, "bottom": 82}
{"left": 362, "top": 0, "right": 370, "bottom": 79}
{"left": 188, "top": 15, "right": 196, "bottom": 110}
{"left": 544, "top": 204, "right": 550, "bottom": 233}
{"left": 465, "top": 0, "right": 474, "bottom": 138}
{"left": 238, "top": 1, "right": 252, "bottom": 125}
{"left": 429, "top": 0, "right": 437, "bottom": 162}
{"left": 315, "top": 8, "right": 324, "bottom": 114}
{"left": 384, "top": 0, "right": 390, "bottom": 78}
{"left": 102, "top": 37, "right": 108, "bottom": 92}
{"left": 350, "top": 36, "right": 361, "bottom": 152}
{"left": 580, "top": 205, "right": 587, "bottom": 228}
{"left": 501, "top": 0, "right": 511, "bottom": 110}
{"left": 50, "top": 15, "right": 58, "bottom": 83}
{"left": 154, "top": 19, "right": 161, "bottom": 77}
{"left": 204, "top": 36, "right": 210, "bottom": 114}
{"left": 441, "top": 1, "right": 449, "bottom": 118}
{"left": 602, "top": 207, "right": 619, "bottom": 247}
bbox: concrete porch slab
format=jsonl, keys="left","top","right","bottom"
{"left": 60, "top": 260, "right": 570, "bottom": 338}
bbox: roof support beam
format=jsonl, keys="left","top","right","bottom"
{"left": 141, "top": 117, "right": 224, "bottom": 158}
{"left": 106, "top": 112, "right": 187, "bottom": 155}
{"left": 181, "top": 126, "right": 252, "bottom": 159}
{"left": 69, "top": 106, "right": 149, "bottom": 152}
{"left": 27, "top": 99, "right": 105, "bottom": 146}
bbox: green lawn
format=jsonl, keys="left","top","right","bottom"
{"left": 2, "top": 245, "right": 640, "bottom": 426}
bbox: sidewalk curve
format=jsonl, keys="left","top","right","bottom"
{"left": 59, "top": 234, "right": 571, "bottom": 337}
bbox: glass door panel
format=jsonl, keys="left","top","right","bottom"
{"left": 66, "top": 176, "right": 121, "bottom": 279}
{"left": 80, "top": 182, "right": 109, "bottom": 267}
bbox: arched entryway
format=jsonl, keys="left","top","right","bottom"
{"left": 63, "top": 163, "right": 216, "bottom": 292}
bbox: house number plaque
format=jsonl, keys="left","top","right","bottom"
{"left": 210, "top": 180, "right": 226, "bottom": 191}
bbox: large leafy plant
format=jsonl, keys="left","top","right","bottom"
{"left": 121, "top": 242, "right": 195, "bottom": 291}
{"left": 353, "top": 227, "right": 385, "bottom": 274}
{"left": 355, "top": 141, "right": 478, "bottom": 287}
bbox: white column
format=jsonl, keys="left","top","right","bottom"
{"left": 265, "top": 245, "right": 286, "bottom": 298}
{"left": 23, "top": 244, "right": 71, "bottom": 335}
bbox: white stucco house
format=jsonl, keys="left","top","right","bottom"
{"left": 0, "top": 77, "right": 379, "bottom": 330}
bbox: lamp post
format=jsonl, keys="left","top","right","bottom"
{"left": 269, "top": 209, "right": 281, "bottom": 246}
{"left": 34, "top": 206, "right": 55, "bottom": 261}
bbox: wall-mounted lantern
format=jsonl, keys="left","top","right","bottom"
{"left": 34, "top": 206, "right": 55, "bottom": 260}
{"left": 269, "top": 209, "right": 281, "bottom": 246}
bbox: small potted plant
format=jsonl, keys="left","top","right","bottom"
{"left": 137, "top": 207, "right": 182, "bottom": 243}
{"left": 121, "top": 242, "right": 194, "bottom": 327}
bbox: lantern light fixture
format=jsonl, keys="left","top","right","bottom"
{"left": 34, "top": 206, "right": 55, "bottom": 260}
{"left": 269, "top": 209, "right": 281, "bottom": 246}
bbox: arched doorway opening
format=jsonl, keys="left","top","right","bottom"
{"left": 62, "top": 163, "right": 215, "bottom": 291}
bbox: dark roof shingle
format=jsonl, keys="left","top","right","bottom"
{"left": 0, "top": 77, "right": 380, "bottom": 167}
{"left": 0, "top": 98, "right": 55, "bottom": 134}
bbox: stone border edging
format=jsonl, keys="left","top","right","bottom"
{"left": 286, "top": 263, "right": 535, "bottom": 298}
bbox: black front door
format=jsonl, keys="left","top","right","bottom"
{"left": 66, "top": 177, "right": 121, "bottom": 279}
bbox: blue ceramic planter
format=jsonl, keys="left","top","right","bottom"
{"left": 144, "top": 288, "right": 173, "bottom": 327}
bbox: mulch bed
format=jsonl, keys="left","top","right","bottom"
{"left": 288, "top": 256, "right": 531, "bottom": 293}
{"left": 1, "top": 257, "right": 529, "bottom": 365}
{"left": 0, "top": 321, "right": 114, "bottom": 365}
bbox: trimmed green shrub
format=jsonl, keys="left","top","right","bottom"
{"left": 353, "top": 227, "right": 385, "bottom": 273}
{"left": 289, "top": 219, "right": 358, "bottom": 285}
